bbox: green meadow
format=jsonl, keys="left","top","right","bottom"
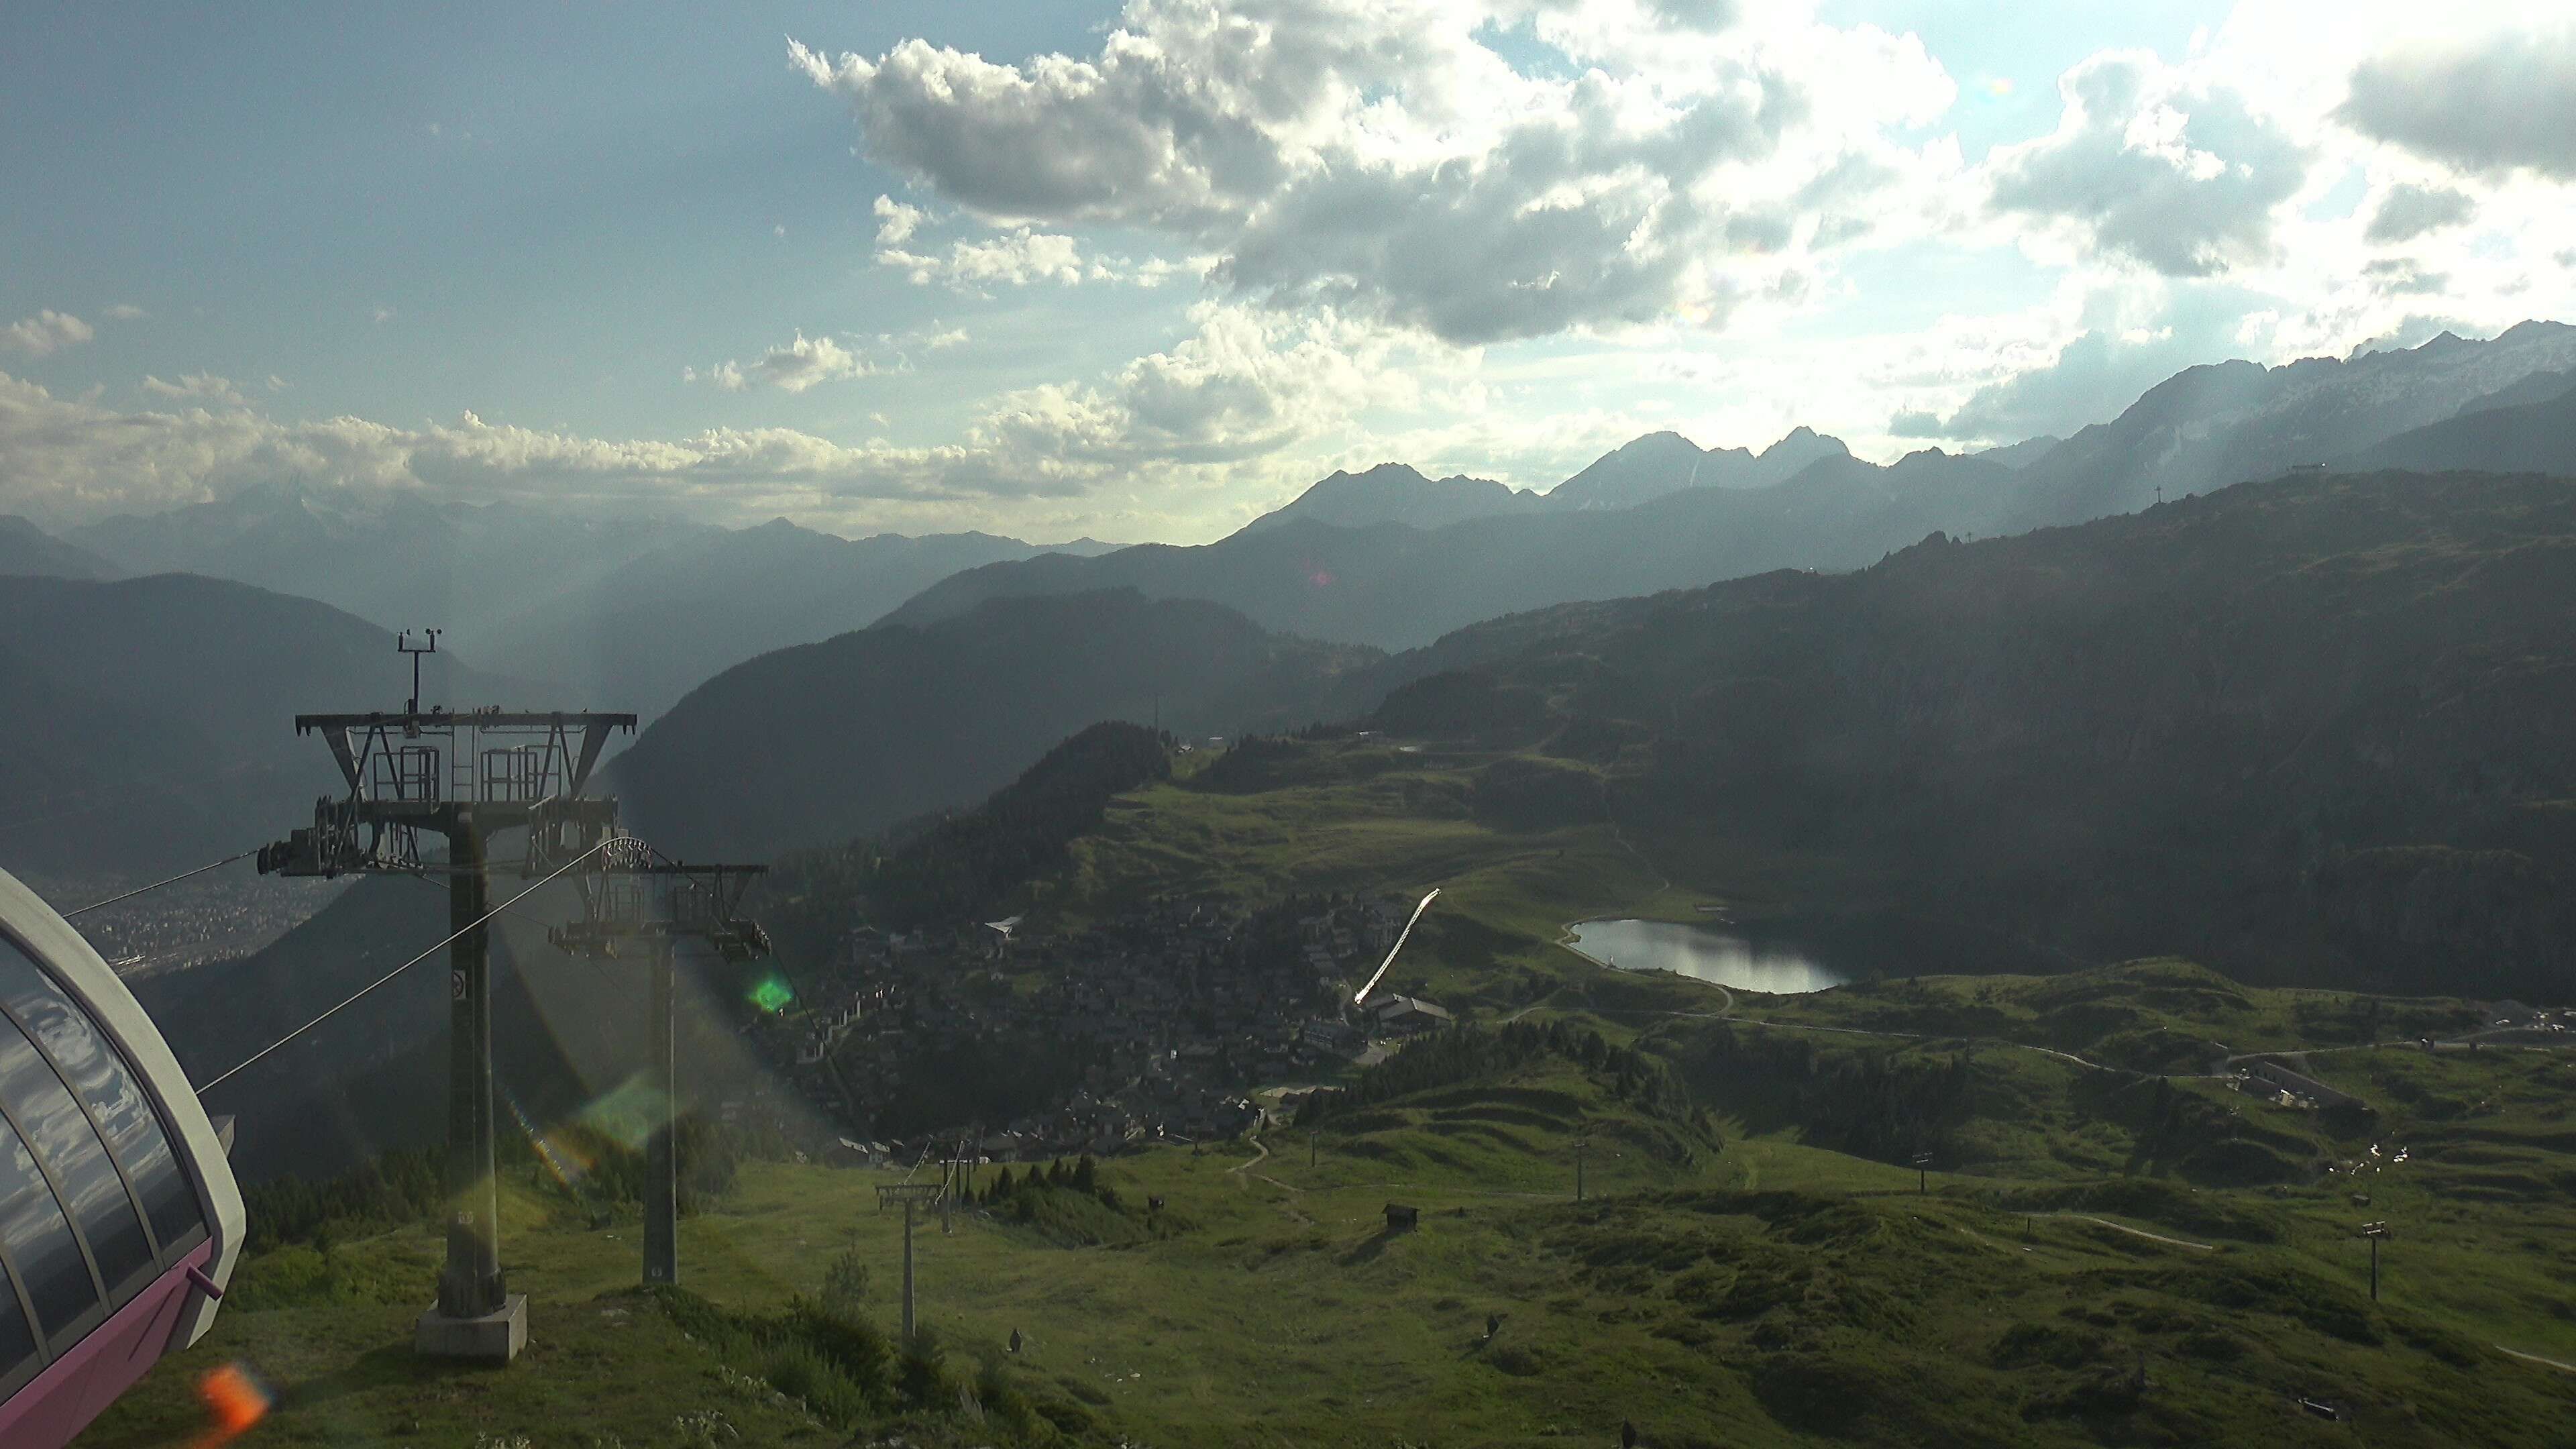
{"left": 79, "top": 736, "right": 2576, "bottom": 1446}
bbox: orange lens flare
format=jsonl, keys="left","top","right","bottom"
{"left": 191, "top": 1362, "right": 273, "bottom": 1446}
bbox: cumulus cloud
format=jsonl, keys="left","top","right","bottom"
{"left": 2, "top": 311, "right": 96, "bottom": 357}
{"left": 682, "top": 360, "right": 746, "bottom": 391}
{"left": 1931, "top": 329, "right": 2189, "bottom": 441}
{"left": 970, "top": 303, "right": 1424, "bottom": 472}
{"left": 1986, "top": 52, "right": 2310, "bottom": 277}
{"left": 879, "top": 227, "right": 1088, "bottom": 288}
{"left": 872, "top": 194, "right": 926, "bottom": 245}
{"left": 2362, "top": 256, "right": 2449, "bottom": 296}
{"left": 2363, "top": 182, "right": 2475, "bottom": 244}
{"left": 0, "top": 367, "right": 1065, "bottom": 526}
{"left": 687, "top": 331, "right": 875, "bottom": 393}
{"left": 1907, "top": 282, "right": 2276, "bottom": 445}
{"left": 791, "top": 1, "right": 1958, "bottom": 343}
{"left": 0, "top": 301, "right": 1426, "bottom": 531}
{"left": 103, "top": 303, "right": 148, "bottom": 321}
{"left": 2338, "top": 25, "right": 2576, "bottom": 179}
{"left": 142, "top": 372, "right": 252, "bottom": 407}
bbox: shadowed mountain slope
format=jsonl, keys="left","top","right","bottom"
{"left": 1377, "top": 468, "right": 2576, "bottom": 998}
{"left": 0, "top": 515, "right": 113, "bottom": 578}
{"left": 0, "top": 573, "right": 516, "bottom": 875}
{"left": 2348, "top": 372, "right": 2576, "bottom": 476}
{"left": 67, "top": 485, "right": 1113, "bottom": 721}
{"left": 613, "top": 589, "right": 1381, "bottom": 860}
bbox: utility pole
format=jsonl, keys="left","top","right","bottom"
{"left": 260, "top": 639, "right": 635, "bottom": 1364}
{"left": 878, "top": 1183, "right": 943, "bottom": 1338}
{"left": 2361, "top": 1220, "right": 2390, "bottom": 1301}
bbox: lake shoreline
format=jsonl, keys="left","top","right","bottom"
{"left": 1562, "top": 917, "right": 1855, "bottom": 996}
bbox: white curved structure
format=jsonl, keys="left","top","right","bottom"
{"left": 0, "top": 866, "right": 244, "bottom": 1448}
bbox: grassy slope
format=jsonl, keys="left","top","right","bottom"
{"left": 80, "top": 737, "right": 2576, "bottom": 1446}
{"left": 82, "top": 1052, "right": 2576, "bottom": 1448}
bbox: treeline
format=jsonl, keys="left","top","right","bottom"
{"left": 971, "top": 1154, "right": 1106, "bottom": 1207}
{"left": 659, "top": 1286, "right": 1085, "bottom": 1446}
{"left": 1191, "top": 722, "right": 1360, "bottom": 792}
{"left": 539, "top": 1115, "right": 747, "bottom": 1216}
{"left": 1296, "top": 1020, "right": 1697, "bottom": 1127}
{"left": 241, "top": 1146, "right": 443, "bottom": 1254}
{"left": 239, "top": 1112, "right": 755, "bottom": 1253}
{"left": 865, "top": 721, "right": 1172, "bottom": 928}
{"left": 965, "top": 1154, "right": 1161, "bottom": 1246}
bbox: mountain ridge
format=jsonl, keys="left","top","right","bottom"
{"left": 64, "top": 486, "right": 1117, "bottom": 720}
{"left": 0, "top": 572, "right": 520, "bottom": 875}
{"left": 0, "top": 514, "right": 115, "bottom": 579}
{"left": 613, "top": 587, "right": 1383, "bottom": 860}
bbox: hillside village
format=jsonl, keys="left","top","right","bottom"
{"left": 755, "top": 894, "right": 1444, "bottom": 1166}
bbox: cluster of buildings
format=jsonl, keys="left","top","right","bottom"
{"left": 46, "top": 873, "right": 347, "bottom": 978}
{"left": 759, "top": 894, "right": 1447, "bottom": 1165}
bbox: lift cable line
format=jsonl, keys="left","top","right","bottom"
{"left": 62, "top": 847, "right": 261, "bottom": 918}
{"left": 195, "top": 835, "right": 616, "bottom": 1093}
{"left": 1353, "top": 887, "right": 1440, "bottom": 1007}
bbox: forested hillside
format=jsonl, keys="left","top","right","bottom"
{"left": 1378, "top": 469, "right": 2576, "bottom": 998}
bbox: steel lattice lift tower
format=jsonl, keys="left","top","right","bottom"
{"left": 258, "top": 631, "right": 635, "bottom": 1362}
{"left": 547, "top": 851, "right": 771, "bottom": 1289}
{"left": 875, "top": 1181, "right": 945, "bottom": 1338}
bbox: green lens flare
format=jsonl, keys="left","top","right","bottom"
{"left": 749, "top": 974, "right": 794, "bottom": 1013}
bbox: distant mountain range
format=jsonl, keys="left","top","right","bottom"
{"left": 478, "top": 519, "right": 1119, "bottom": 718}
{"left": 885, "top": 444, "right": 2025, "bottom": 649}
{"left": 0, "top": 515, "right": 111, "bottom": 578}
{"left": 1232, "top": 427, "right": 1858, "bottom": 538}
{"left": 885, "top": 323, "right": 2576, "bottom": 650}
{"left": 25, "top": 486, "right": 1114, "bottom": 720}
{"left": 1996, "top": 320, "right": 2576, "bottom": 527}
{"left": 11, "top": 321, "right": 2572, "bottom": 688}
{"left": 2347, "top": 368, "right": 2576, "bottom": 476}
{"left": 8, "top": 322, "right": 2576, "bottom": 888}
{"left": 1239, "top": 464, "right": 1538, "bottom": 534}
{"left": 1544, "top": 425, "right": 1851, "bottom": 510}
{"left": 0, "top": 572, "right": 517, "bottom": 875}
{"left": 612, "top": 588, "right": 1383, "bottom": 860}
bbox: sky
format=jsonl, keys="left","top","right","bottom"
{"left": 4, "top": 1, "right": 2573, "bottom": 544}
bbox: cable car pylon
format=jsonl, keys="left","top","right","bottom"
{"left": 254, "top": 629, "right": 768, "bottom": 1360}
{"left": 546, "top": 841, "right": 770, "bottom": 1289}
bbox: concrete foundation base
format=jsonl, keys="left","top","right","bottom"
{"left": 415, "top": 1294, "right": 527, "bottom": 1363}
